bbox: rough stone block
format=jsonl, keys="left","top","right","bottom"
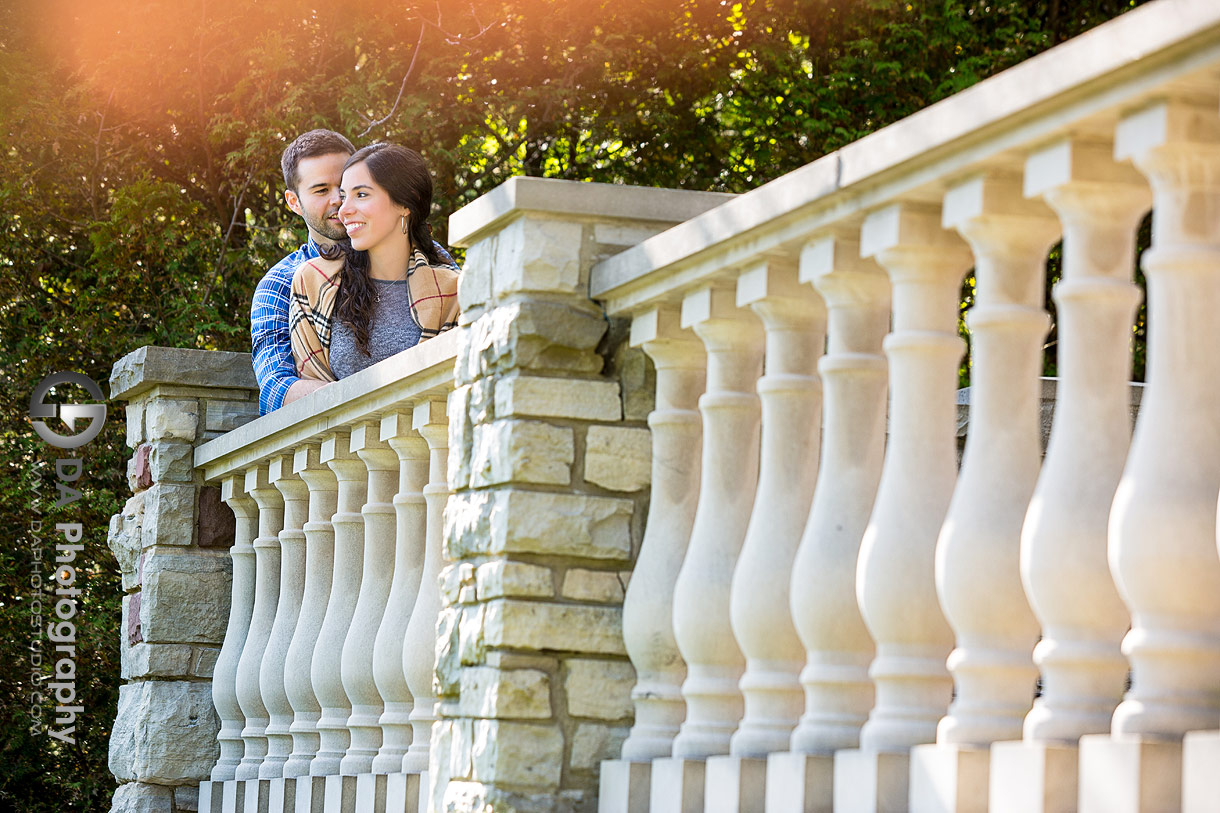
{"left": 140, "top": 553, "right": 231, "bottom": 644}
{"left": 145, "top": 398, "right": 199, "bottom": 442}
{"left": 109, "top": 781, "right": 176, "bottom": 813}
{"left": 584, "top": 426, "right": 652, "bottom": 492}
{"left": 122, "top": 642, "right": 193, "bottom": 680}
{"left": 561, "top": 569, "right": 627, "bottom": 603}
{"left": 125, "top": 403, "right": 145, "bottom": 449}
{"left": 108, "top": 493, "right": 146, "bottom": 591}
{"left": 495, "top": 375, "right": 622, "bottom": 421}
{"left": 617, "top": 345, "right": 656, "bottom": 422}
{"left": 133, "top": 445, "right": 153, "bottom": 490}
{"left": 126, "top": 592, "right": 143, "bottom": 645}
{"left": 110, "top": 346, "right": 257, "bottom": 402}
{"left": 204, "top": 399, "right": 258, "bottom": 433}
{"left": 459, "top": 604, "right": 488, "bottom": 666}
{"left": 108, "top": 681, "right": 220, "bottom": 784}
{"left": 148, "top": 440, "right": 194, "bottom": 484}
{"left": 565, "top": 658, "right": 635, "bottom": 720}
{"left": 471, "top": 720, "right": 565, "bottom": 790}
{"left": 446, "top": 490, "right": 634, "bottom": 561}
{"left": 440, "top": 562, "right": 477, "bottom": 606}
{"left": 481, "top": 599, "right": 627, "bottom": 656}
{"left": 476, "top": 560, "right": 554, "bottom": 600}
{"left": 459, "top": 666, "right": 552, "bottom": 719}
{"left": 191, "top": 646, "right": 220, "bottom": 678}
{"left": 141, "top": 484, "right": 196, "bottom": 547}
{"left": 459, "top": 301, "right": 606, "bottom": 382}
{"left": 491, "top": 217, "right": 584, "bottom": 297}
{"left": 457, "top": 238, "right": 493, "bottom": 312}
{"left": 470, "top": 420, "right": 574, "bottom": 487}
{"left": 196, "top": 486, "right": 234, "bottom": 549}
{"left": 571, "top": 722, "right": 631, "bottom": 770}
{"left": 447, "top": 385, "right": 474, "bottom": 490}
{"left": 173, "top": 784, "right": 200, "bottom": 812}
{"left": 435, "top": 606, "right": 463, "bottom": 698}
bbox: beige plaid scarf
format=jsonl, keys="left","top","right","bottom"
{"left": 289, "top": 248, "right": 460, "bottom": 381}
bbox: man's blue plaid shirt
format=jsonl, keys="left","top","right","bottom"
{"left": 250, "top": 238, "right": 458, "bottom": 414}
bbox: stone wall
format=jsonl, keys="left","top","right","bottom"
{"left": 107, "top": 347, "right": 260, "bottom": 813}
{"left": 431, "top": 178, "right": 731, "bottom": 813}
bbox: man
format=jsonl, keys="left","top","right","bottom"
{"left": 250, "top": 129, "right": 456, "bottom": 413}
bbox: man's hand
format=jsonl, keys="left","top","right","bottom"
{"left": 284, "top": 378, "right": 329, "bottom": 405}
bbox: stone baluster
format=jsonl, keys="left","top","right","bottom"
{"left": 600, "top": 306, "right": 705, "bottom": 809}
{"left": 835, "top": 202, "right": 973, "bottom": 813}
{"left": 234, "top": 464, "right": 283, "bottom": 781}
{"left": 402, "top": 399, "right": 449, "bottom": 773}
{"left": 282, "top": 445, "right": 334, "bottom": 782}
{"left": 371, "top": 412, "right": 430, "bottom": 773}
{"left": 989, "top": 138, "right": 1147, "bottom": 813}
{"left": 310, "top": 432, "right": 364, "bottom": 778}
{"left": 769, "top": 235, "right": 889, "bottom": 810}
{"left": 653, "top": 283, "right": 763, "bottom": 809}
{"left": 909, "top": 173, "right": 1061, "bottom": 812}
{"left": 706, "top": 260, "right": 826, "bottom": 806}
{"left": 259, "top": 454, "right": 309, "bottom": 780}
{"left": 339, "top": 422, "right": 398, "bottom": 775}
{"left": 211, "top": 476, "right": 257, "bottom": 782}
{"left": 1079, "top": 98, "right": 1220, "bottom": 812}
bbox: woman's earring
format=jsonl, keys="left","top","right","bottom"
{"left": 401, "top": 214, "right": 409, "bottom": 235}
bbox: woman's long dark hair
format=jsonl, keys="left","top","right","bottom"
{"left": 321, "top": 143, "right": 441, "bottom": 355}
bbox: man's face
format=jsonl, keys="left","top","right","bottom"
{"left": 285, "top": 152, "right": 350, "bottom": 243}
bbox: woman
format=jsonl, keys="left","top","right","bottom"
{"left": 289, "top": 143, "right": 459, "bottom": 381}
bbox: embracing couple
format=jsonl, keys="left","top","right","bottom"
{"left": 250, "top": 129, "right": 460, "bottom": 414}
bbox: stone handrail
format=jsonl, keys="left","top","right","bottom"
{"left": 592, "top": 0, "right": 1220, "bottom": 811}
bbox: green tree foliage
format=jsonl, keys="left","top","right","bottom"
{"left": 0, "top": 1, "right": 1147, "bottom": 808}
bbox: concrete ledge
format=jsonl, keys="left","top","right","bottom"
{"left": 111, "top": 346, "right": 257, "bottom": 402}
{"left": 194, "top": 329, "right": 460, "bottom": 481}
{"left": 448, "top": 176, "right": 735, "bottom": 247}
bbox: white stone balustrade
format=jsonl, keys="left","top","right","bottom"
{"left": 211, "top": 476, "right": 257, "bottom": 783}
{"left": 235, "top": 464, "right": 283, "bottom": 781}
{"left": 1079, "top": 97, "right": 1220, "bottom": 812}
{"left": 260, "top": 455, "right": 308, "bottom": 780}
{"left": 403, "top": 399, "right": 448, "bottom": 775}
{"left": 909, "top": 173, "right": 1061, "bottom": 812}
{"left": 283, "top": 445, "right": 334, "bottom": 781}
{"left": 621, "top": 306, "right": 705, "bottom": 763}
{"left": 989, "top": 137, "right": 1148, "bottom": 813}
{"left": 310, "top": 432, "right": 363, "bottom": 779}
{"left": 670, "top": 284, "right": 764, "bottom": 760}
{"left": 339, "top": 422, "right": 397, "bottom": 775}
{"left": 767, "top": 234, "right": 889, "bottom": 811}
{"left": 705, "top": 260, "right": 827, "bottom": 809}
{"left": 370, "top": 413, "right": 429, "bottom": 774}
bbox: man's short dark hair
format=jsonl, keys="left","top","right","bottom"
{"left": 281, "top": 129, "right": 355, "bottom": 193}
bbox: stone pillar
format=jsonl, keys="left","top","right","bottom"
{"left": 989, "top": 137, "right": 1148, "bottom": 813}
{"left": 106, "top": 347, "right": 260, "bottom": 813}
{"left": 1079, "top": 98, "right": 1220, "bottom": 813}
{"left": 705, "top": 259, "right": 825, "bottom": 809}
{"left": 435, "top": 177, "right": 729, "bottom": 812}
{"left": 768, "top": 234, "right": 889, "bottom": 812}
{"left": 599, "top": 305, "right": 705, "bottom": 812}
{"left": 909, "top": 172, "right": 1061, "bottom": 813}
{"left": 834, "top": 203, "right": 973, "bottom": 813}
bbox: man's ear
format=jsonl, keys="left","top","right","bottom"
{"left": 284, "top": 189, "right": 303, "bottom": 217}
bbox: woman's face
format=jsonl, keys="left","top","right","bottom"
{"left": 338, "top": 160, "right": 407, "bottom": 252}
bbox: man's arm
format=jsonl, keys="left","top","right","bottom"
{"left": 250, "top": 264, "right": 303, "bottom": 415}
